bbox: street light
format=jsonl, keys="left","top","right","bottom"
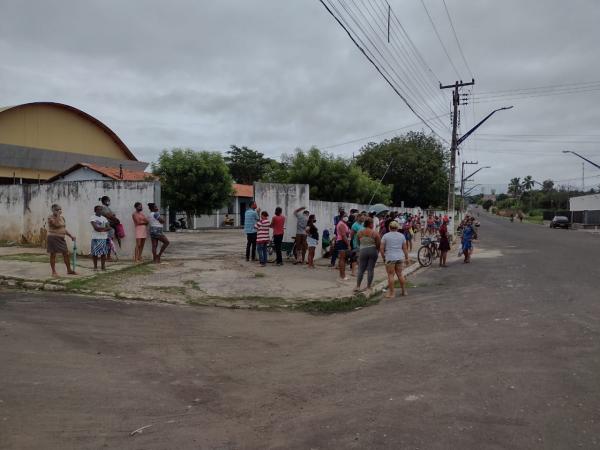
{"left": 562, "top": 150, "right": 600, "bottom": 170}
{"left": 460, "top": 166, "right": 491, "bottom": 212}
{"left": 456, "top": 106, "right": 514, "bottom": 146}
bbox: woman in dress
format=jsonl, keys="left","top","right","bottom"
{"left": 47, "top": 204, "right": 77, "bottom": 277}
{"left": 132, "top": 202, "right": 148, "bottom": 263}
{"left": 438, "top": 217, "right": 451, "bottom": 267}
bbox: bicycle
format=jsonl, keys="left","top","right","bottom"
{"left": 266, "top": 238, "right": 296, "bottom": 263}
{"left": 417, "top": 236, "right": 440, "bottom": 267}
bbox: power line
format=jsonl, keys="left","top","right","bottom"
{"left": 344, "top": 0, "right": 449, "bottom": 130}
{"left": 418, "top": 0, "right": 462, "bottom": 79}
{"left": 319, "top": 0, "right": 450, "bottom": 143}
{"left": 441, "top": 0, "right": 473, "bottom": 77}
{"left": 321, "top": 112, "right": 451, "bottom": 149}
{"left": 365, "top": 0, "right": 449, "bottom": 114}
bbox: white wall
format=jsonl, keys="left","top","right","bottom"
{"left": 570, "top": 193, "right": 600, "bottom": 211}
{"left": 0, "top": 181, "right": 160, "bottom": 258}
{"left": 57, "top": 167, "right": 109, "bottom": 182}
{"left": 254, "top": 182, "right": 310, "bottom": 241}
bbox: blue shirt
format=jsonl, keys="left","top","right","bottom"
{"left": 462, "top": 225, "right": 474, "bottom": 242}
{"left": 244, "top": 209, "right": 259, "bottom": 234}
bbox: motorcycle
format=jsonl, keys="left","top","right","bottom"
{"left": 169, "top": 217, "right": 188, "bottom": 232}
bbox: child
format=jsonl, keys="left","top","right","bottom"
{"left": 255, "top": 211, "right": 271, "bottom": 267}
{"left": 90, "top": 205, "right": 111, "bottom": 270}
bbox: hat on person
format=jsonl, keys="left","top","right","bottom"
{"left": 389, "top": 221, "right": 400, "bottom": 230}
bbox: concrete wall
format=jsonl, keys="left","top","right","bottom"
{"left": 253, "top": 182, "right": 424, "bottom": 258}
{"left": 191, "top": 197, "right": 250, "bottom": 228}
{"left": 0, "top": 181, "right": 160, "bottom": 258}
{"left": 254, "top": 182, "right": 310, "bottom": 241}
{"left": 570, "top": 193, "right": 600, "bottom": 211}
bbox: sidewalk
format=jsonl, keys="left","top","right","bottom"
{"left": 0, "top": 230, "right": 422, "bottom": 310}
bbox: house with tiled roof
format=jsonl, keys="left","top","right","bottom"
{"left": 47, "top": 163, "right": 155, "bottom": 182}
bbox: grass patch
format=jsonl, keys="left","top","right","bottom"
{"left": 294, "top": 295, "right": 380, "bottom": 314}
{"left": 0, "top": 253, "right": 49, "bottom": 263}
{"left": 66, "top": 263, "right": 154, "bottom": 291}
{"left": 394, "top": 280, "right": 419, "bottom": 288}
{"left": 183, "top": 280, "right": 202, "bottom": 290}
{"left": 153, "top": 286, "right": 186, "bottom": 295}
{"left": 254, "top": 272, "right": 266, "bottom": 278}
{"left": 524, "top": 216, "right": 544, "bottom": 225}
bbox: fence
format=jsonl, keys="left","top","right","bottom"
{"left": 0, "top": 180, "right": 161, "bottom": 258}
{"left": 253, "top": 182, "right": 424, "bottom": 258}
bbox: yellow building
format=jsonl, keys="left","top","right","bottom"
{"left": 0, "top": 102, "right": 146, "bottom": 183}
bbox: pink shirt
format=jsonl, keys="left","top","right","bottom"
{"left": 336, "top": 221, "right": 349, "bottom": 242}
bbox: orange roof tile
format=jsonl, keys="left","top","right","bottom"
{"left": 233, "top": 183, "right": 253, "bottom": 198}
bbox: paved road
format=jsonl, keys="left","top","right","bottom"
{"left": 1, "top": 209, "right": 599, "bottom": 449}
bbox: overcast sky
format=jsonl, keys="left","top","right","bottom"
{"left": 2, "top": 0, "right": 600, "bottom": 193}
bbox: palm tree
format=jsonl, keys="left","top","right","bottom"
{"left": 522, "top": 175, "right": 534, "bottom": 191}
{"left": 508, "top": 177, "right": 521, "bottom": 198}
{"left": 521, "top": 175, "right": 535, "bottom": 211}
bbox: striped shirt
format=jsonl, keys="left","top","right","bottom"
{"left": 255, "top": 219, "right": 271, "bottom": 243}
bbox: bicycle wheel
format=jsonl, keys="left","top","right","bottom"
{"left": 267, "top": 244, "right": 276, "bottom": 263}
{"left": 417, "top": 245, "right": 433, "bottom": 267}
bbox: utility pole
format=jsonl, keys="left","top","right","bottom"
{"left": 460, "top": 161, "right": 478, "bottom": 212}
{"left": 440, "top": 79, "right": 475, "bottom": 234}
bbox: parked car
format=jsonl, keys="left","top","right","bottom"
{"left": 550, "top": 216, "right": 570, "bottom": 229}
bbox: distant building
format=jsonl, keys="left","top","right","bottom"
{"left": 192, "top": 183, "right": 254, "bottom": 228}
{"left": 47, "top": 163, "right": 154, "bottom": 183}
{"left": 0, "top": 102, "right": 147, "bottom": 183}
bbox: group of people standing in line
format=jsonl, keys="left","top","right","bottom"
{"left": 243, "top": 203, "right": 419, "bottom": 298}
{"left": 46, "top": 196, "right": 170, "bottom": 276}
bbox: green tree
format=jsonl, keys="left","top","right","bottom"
{"left": 541, "top": 179, "right": 555, "bottom": 193}
{"left": 264, "top": 147, "right": 392, "bottom": 204}
{"left": 482, "top": 199, "right": 494, "bottom": 210}
{"left": 508, "top": 177, "right": 522, "bottom": 197}
{"left": 355, "top": 131, "right": 448, "bottom": 208}
{"left": 522, "top": 175, "right": 535, "bottom": 191}
{"left": 225, "top": 145, "right": 274, "bottom": 185}
{"left": 152, "top": 148, "right": 233, "bottom": 216}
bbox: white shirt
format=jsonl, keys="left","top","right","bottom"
{"left": 147, "top": 212, "right": 162, "bottom": 228}
{"left": 90, "top": 215, "right": 109, "bottom": 240}
{"left": 373, "top": 216, "right": 380, "bottom": 232}
{"left": 382, "top": 231, "right": 406, "bottom": 262}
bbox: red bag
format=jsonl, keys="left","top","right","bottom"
{"left": 115, "top": 223, "right": 126, "bottom": 238}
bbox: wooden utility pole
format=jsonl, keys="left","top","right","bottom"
{"left": 440, "top": 79, "right": 475, "bottom": 235}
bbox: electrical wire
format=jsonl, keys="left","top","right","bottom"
{"left": 343, "top": 0, "right": 449, "bottom": 130}
{"left": 441, "top": 0, "right": 473, "bottom": 77}
{"left": 319, "top": 0, "right": 450, "bottom": 143}
{"left": 321, "top": 112, "right": 451, "bottom": 149}
{"left": 418, "top": 0, "right": 462, "bottom": 79}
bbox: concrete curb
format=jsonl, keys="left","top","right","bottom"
{"left": 0, "top": 260, "right": 424, "bottom": 312}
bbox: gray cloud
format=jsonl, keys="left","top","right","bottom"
{"left": 1, "top": 0, "right": 600, "bottom": 193}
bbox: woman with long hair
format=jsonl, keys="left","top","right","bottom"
{"left": 306, "top": 214, "right": 319, "bottom": 269}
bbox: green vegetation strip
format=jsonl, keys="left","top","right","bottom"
{"left": 294, "top": 295, "right": 380, "bottom": 313}
{"left": 0, "top": 253, "right": 50, "bottom": 263}
{"left": 66, "top": 263, "right": 154, "bottom": 291}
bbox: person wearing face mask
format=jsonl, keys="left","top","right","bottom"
{"left": 132, "top": 202, "right": 149, "bottom": 263}
{"left": 305, "top": 214, "right": 319, "bottom": 269}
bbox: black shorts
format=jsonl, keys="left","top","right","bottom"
{"left": 334, "top": 240, "right": 349, "bottom": 251}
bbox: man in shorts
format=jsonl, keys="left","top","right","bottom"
{"left": 293, "top": 206, "right": 309, "bottom": 264}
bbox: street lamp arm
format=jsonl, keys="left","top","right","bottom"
{"left": 457, "top": 106, "right": 514, "bottom": 146}
{"left": 563, "top": 150, "right": 600, "bottom": 170}
{"left": 463, "top": 166, "right": 491, "bottom": 182}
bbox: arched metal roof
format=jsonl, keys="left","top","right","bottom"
{"left": 0, "top": 101, "right": 137, "bottom": 161}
